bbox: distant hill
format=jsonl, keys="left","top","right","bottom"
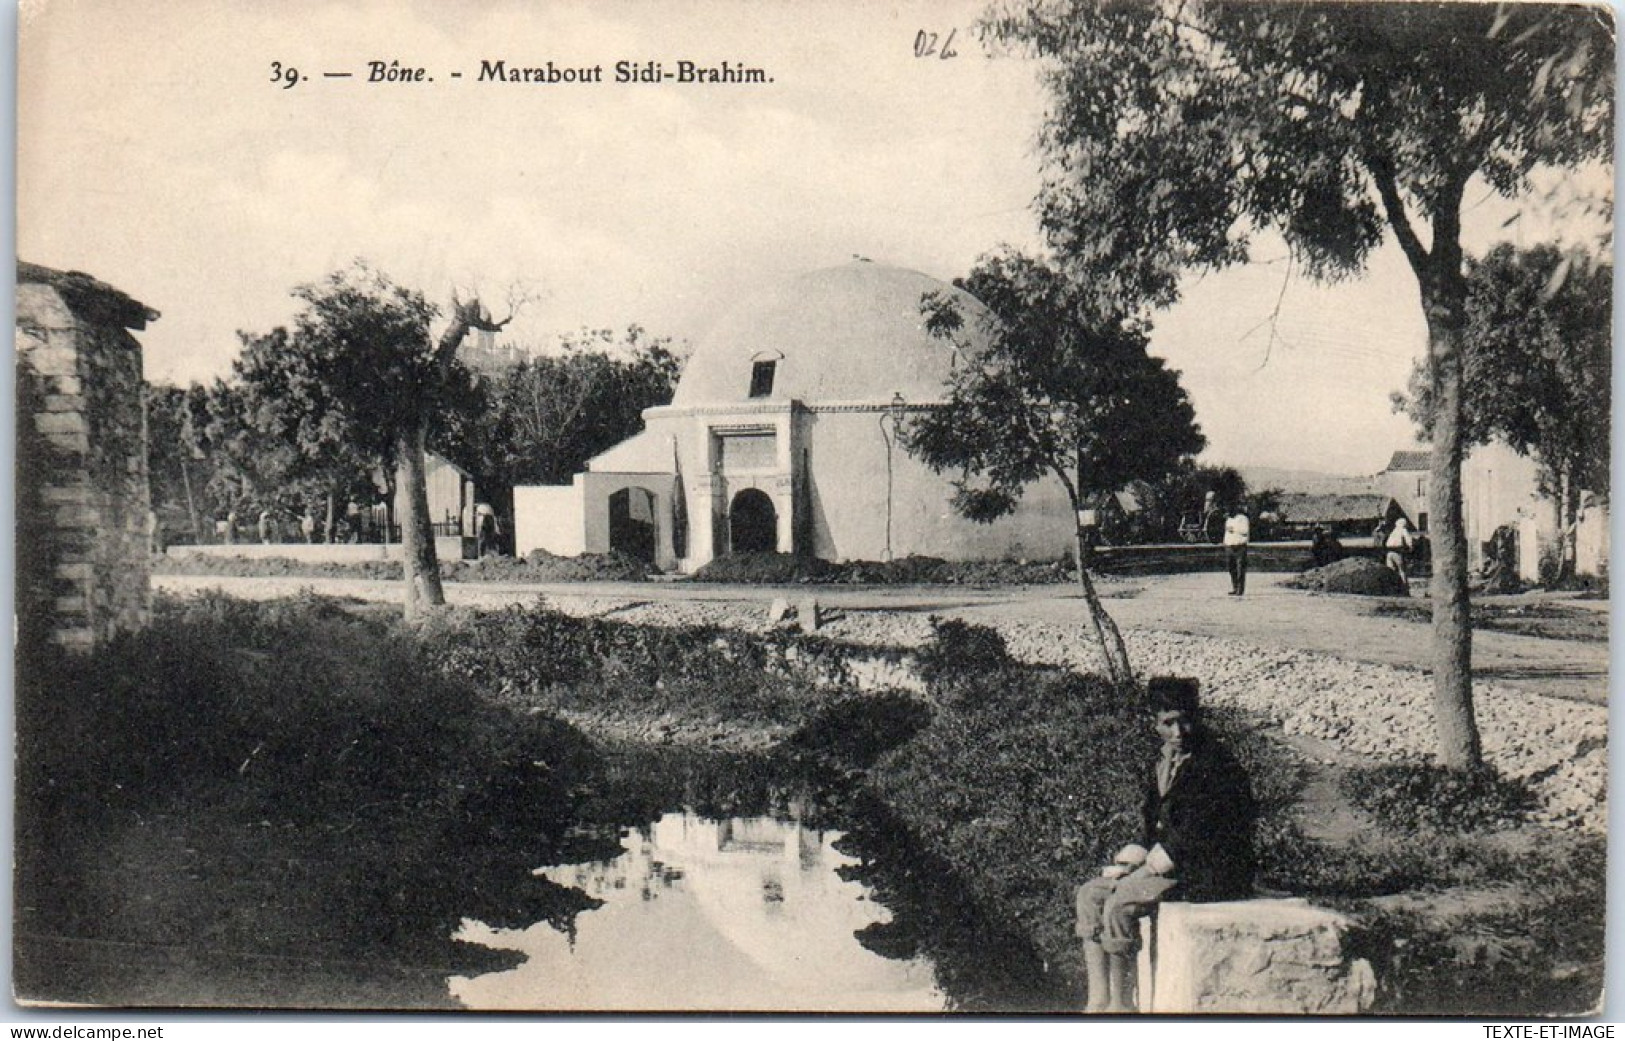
{"left": 1236, "top": 466, "right": 1378, "bottom": 497}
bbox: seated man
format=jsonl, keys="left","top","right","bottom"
{"left": 1075, "top": 676, "right": 1256, "bottom": 1013}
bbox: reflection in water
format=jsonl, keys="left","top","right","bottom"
{"left": 450, "top": 811, "right": 945, "bottom": 1011}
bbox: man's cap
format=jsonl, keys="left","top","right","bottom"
{"left": 1147, "top": 676, "right": 1201, "bottom": 714}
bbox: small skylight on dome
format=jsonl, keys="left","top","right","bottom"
{"left": 749, "top": 359, "right": 776, "bottom": 398}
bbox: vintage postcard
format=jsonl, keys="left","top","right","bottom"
{"left": 13, "top": 0, "right": 1612, "bottom": 1018}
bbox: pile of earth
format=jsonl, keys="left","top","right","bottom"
{"left": 690, "top": 552, "right": 1077, "bottom": 586}
{"left": 1287, "top": 557, "right": 1408, "bottom": 596}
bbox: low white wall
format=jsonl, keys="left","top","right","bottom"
{"left": 515, "top": 482, "right": 586, "bottom": 558}
{"left": 168, "top": 537, "right": 465, "bottom": 563}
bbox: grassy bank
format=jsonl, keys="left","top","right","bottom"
{"left": 21, "top": 595, "right": 1601, "bottom": 1013}
{"left": 420, "top": 603, "right": 1601, "bottom": 1012}
{"left": 15, "top": 593, "right": 613, "bottom": 1007}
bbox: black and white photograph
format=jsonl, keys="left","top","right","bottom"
{"left": 12, "top": 0, "right": 1614, "bottom": 1018}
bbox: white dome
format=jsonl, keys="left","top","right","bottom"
{"left": 671, "top": 261, "right": 993, "bottom": 407}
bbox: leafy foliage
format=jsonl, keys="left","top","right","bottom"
{"left": 1395, "top": 244, "right": 1609, "bottom": 486}
{"left": 981, "top": 0, "right": 1612, "bottom": 768}
{"left": 871, "top": 622, "right": 1154, "bottom": 988}
{"left": 438, "top": 325, "right": 682, "bottom": 492}
{"left": 1123, "top": 462, "right": 1248, "bottom": 543}
{"left": 984, "top": 0, "right": 1613, "bottom": 315}
{"left": 1341, "top": 761, "right": 1537, "bottom": 834}
{"left": 904, "top": 249, "right": 1204, "bottom": 518}
{"left": 14, "top": 592, "right": 602, "bottom": 991}
{"left": 1393, "top": 243, "right": 1610, "bottom": 580}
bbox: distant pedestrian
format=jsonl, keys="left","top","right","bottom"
{"left": 475, "top": 502, "right": 498, "bottom": 558}
{"left": 1310, "top": 526, "right": 1343, "bottom": 569}
{"left": 225, "top": 509, "right": 239, "bottom": 544}
{"left": 300, "top": 510, "right": 316, "bottom": 544}
{"left": 1371, "top": 520, "right": 1386, "bottom": 551}
{"left": 258, "top": 509, "right": 273, "bottom": 544}
{"left": 1223, "top": 504, "right": 1250, "bottom": 596}
{"left": 1385, "top": 517, "right": 1415, "bottom": 596}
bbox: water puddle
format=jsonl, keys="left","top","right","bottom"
{"left": 442, "top": 749, "right": 1064, "bottom": 1013}
{"left": 450, "top": 810, "right": 944, "bottom": 1011}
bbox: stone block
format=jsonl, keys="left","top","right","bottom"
{"left": 53, "top": 504, "right": 99, "bottom": 528}
{"left": 767, "top": 597, "right": 792, "bottom": 624}
{"left": 40, "top": 484, "right": 91, "bottom": 506}
{"left": 53, "top": 628, "right": 96, "bottom": 651}
{"left": 19, "top": 344, "right": 80, "bottom": 377}
{"left": 41, "top": 393, "right": 86, "bottom": 413}
{"left": 53, "top": 562, "right": 94, "bottom": 583}
{"left": 35, "top": 411, "right": 89, "bottom": 436}
{"left": 52, "top": 594, "right": 88, "bottom": 615}
{"left": 797, "top": 596, "right": 821, "bottom": 632}
{"left": 1142, "top": 899, "right": 1375, "bottom": 1015}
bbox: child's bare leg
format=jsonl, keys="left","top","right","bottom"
{"left": 1082, "top": 940, "right": 1110, "bottom": 1012}
{"left": 1107, "top": 951, "right": 1138, "bottom": 1013}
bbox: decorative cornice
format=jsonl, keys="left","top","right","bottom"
{"left": 647, "top": 399, "right": 945, "bottom": 420}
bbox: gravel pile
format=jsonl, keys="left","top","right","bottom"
{"left": 598, "top": 600, "right": 1608, "bottom": 833}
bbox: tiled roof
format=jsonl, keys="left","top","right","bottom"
{"left": 1277, "top": 492, "right": 1395, "bottom": 524}
{"left": 1383, "top": 449, "right": 1431, "bottom": 473}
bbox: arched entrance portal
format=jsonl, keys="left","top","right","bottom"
{"left": 608, "top": 487, "right": 658, "bottom": 565}
{"left": 729, "top": 489, "right": 778, "bottom": 555}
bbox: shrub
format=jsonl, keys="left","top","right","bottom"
{"left": 496, "top": 548, "right": 651, "bottom": 581}
{"left": 914, "top": 618, "right": 1013, "bottom": 688}
{"left": 14, "top": 591, "right": 607, "bottom": 983}
{"left": 868, "top": 629, "right": 1152, "bottom": 990}
{"left": 418, "top": 603, "right": 826, "bottom": 729}
{"left": 690, "top": 552, "right": 837, "bottom": 583}
{"left": 788, "top": 690, "right": 934, "bottom": 766}
{"left": 1347, "top": 835, "right": 1605, "bottom": 1015}
{"left": 154, "top": 550, "right": 653, "bottom": 583}
{"left": 1288, "top": 557, "right": 1408, "bottom": 596}
{"left": 1341, "top": 761, "right": 1537, "bottom": 834}
{"left": 689, "top": 552, "right": 1075, "bottom": 586}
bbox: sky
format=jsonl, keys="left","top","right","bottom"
{"left": 16, "top": 0, "right": 1613, "bottom": 477}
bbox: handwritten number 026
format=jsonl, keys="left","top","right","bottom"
{"left": 913, "top": 28, "right": 959, "bottom": 59}
{"left": 270, "top": 62, "right": 300, "bottom": 88}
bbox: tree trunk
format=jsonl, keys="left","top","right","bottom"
{"left": 180, "top": 459, "right": 203, "bottom": 543}
{"left": 1073, "top": 523, "right": 1133, "bottom": 687}
{"left": 325, "top": 490, "right": 338, "bottom": 544}
{"left": 1558, "top": 469, "right": 1578, "bottom": 584}
{"left": 1422, "top": 298, "right": 1483, "bottom": 770}
{"left": 397, "top": 422, "right": 445, "bottom": 620}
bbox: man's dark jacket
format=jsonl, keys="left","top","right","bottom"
{"left": 1141, "top": 730, "right": 1257, "bottom": 902}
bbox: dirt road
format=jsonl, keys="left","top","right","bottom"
{"left": 155, "top": 571, "right": 1607, "bottom": 705}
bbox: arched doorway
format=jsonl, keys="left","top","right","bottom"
{"left": 608, "top": 487, "right": 658, "bottom": 564}
{"left": 729, "top": 489, "right": 778, "bottom": 554}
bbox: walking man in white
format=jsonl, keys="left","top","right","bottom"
{"left": 1224, "top": 504, "right": 1250, "bottom": 596}
{"left": 1385, "top": 516, "right": 1415, "bottom": 596}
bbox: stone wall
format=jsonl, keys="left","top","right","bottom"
{"left": 16, "top": 266, "right": 157, "bottom": 650}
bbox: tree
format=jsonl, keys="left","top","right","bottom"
{"left": 235, "top": 327, "right": 392, "bottom": 543}
{"left": 1126, "top": 462, "right": 1247, "bottom": 543}
{"left": 1394, "top": 242, "right": 1610, "bottom": 582}
{"left": 983, "top": 0, "right": 1612, "bottom": 767}
{"left": 145, "top": 383, "right": 209, "bottom": 542}
{"left": 264, "top": 264, "right": 510, "bottom": 618}
{"left": 904, "top": 249, "right": 1205, "bottom": 685}
{"left": 437, "top": 325, "right": 683, "bottom": 503}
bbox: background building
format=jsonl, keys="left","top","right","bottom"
{"left": 516, "top": 261, "right": 1076, "bottom": 572}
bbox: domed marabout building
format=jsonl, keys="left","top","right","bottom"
{"left": 513, "top": 261, "right": 1076, "bottom": 572}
